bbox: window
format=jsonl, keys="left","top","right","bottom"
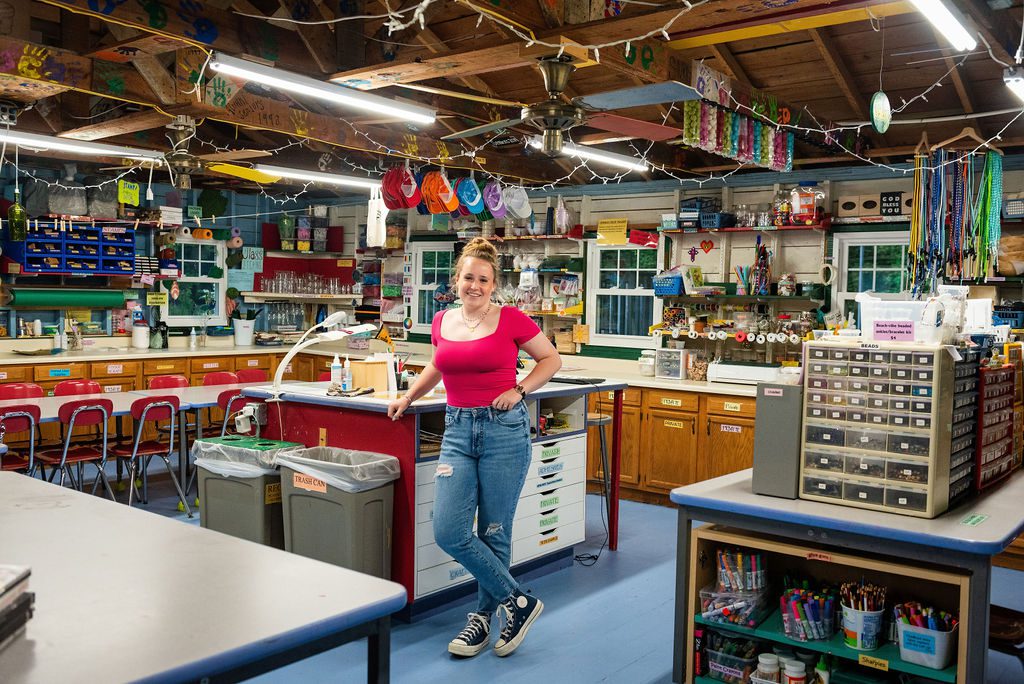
{"left": 160, "top": 238, "right": 228, "bottom": 327}
{"left": 586, "top": 243, "right": 663, "bottom": 348}
{"left": 409, "top": 242, "right": 455, "bottom": 334}
{"left": 833, "top": 231, "right": 911, "bottom": 320}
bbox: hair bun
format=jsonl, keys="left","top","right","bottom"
{"left": 463, "top": 237, "right": 498, "bottom": 259}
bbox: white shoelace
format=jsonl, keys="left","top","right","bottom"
{"left": 498, "top": 600, "right": 516, "bottom": 641}
{"left": 456, "top": 613, "right": 489, "bottom": 643}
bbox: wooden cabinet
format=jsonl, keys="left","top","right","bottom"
{"left": 89, "top": 361, "right": 140, "bottom": 380}
{"left": 586, "top": 400, "right": 641, "bottom": 486}
{"left": 0, "top": 365, "right": 31, "bottom": 383}
{"left": 276, "top": 356, "right": 311, "bottom": 382}
{"left": 640, "top": 408, "right": 698, "bottom": 491}
{"left": 189, "top": 357, "right": 234, "bottom": 379}
{"left": 143, "top": 359, "right": 188, "bottom": 379}
{"left": 645, "top": 388, "right": 699, "bottom": 412}
{"left": 236, "top": 355, "right": 271, "bottom": 371}
{"left": 698, "top": 414, "right": 756, "bottom": 482}
{"left": 33, "top": 363, "right": 87, "bottom": 382}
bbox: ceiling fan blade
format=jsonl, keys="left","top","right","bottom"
{"left": 576, "top": 81, "right": 700, "bottom": 111}
{"left": 199, "top": 150, "right": 273, "bottom": 162}
{"left": 207, "top": 163, "right": 281, "bottom": 184}
{"left": 441, "top": 118, "right": 525, "bottom": 141}
{"left": 584, "top": 112, "right": 682, "bottom": 142}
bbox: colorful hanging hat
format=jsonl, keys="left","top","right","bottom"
{"left": 503, "top": 186, "right": 532, "bottom": 220}
{"left": 455, "top": 177, "right": 485, "bottom": 214}
{"left": 482, "top": 180, "right": 507, "bottom": 218}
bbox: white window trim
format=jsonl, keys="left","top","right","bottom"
{"left": 160, "top": 237, "right": 228, "bottom": 327}
{"left": 408, "top": 241, "right": 455, "bottom": 334}
{"left": 586, "top": 242, "right": 664, "bottom": 349}
{"left": 832, "top": 230, "right": 911, "bottom": 315}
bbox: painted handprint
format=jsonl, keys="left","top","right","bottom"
{"left": 139, "top": 0, "right": 168, "bottom": 29}
{"left": 177, "top": 0, "right": 219, "bottom": 44}
{"left": 17, "top": 45, "right": 50, "bottom": 80}
{"left": 289, "top": 109, "right": 310, "bottom": 137}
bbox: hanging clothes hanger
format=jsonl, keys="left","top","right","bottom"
{"left": 931, "top": 126, "right": 1004, "bottom": 155}
{"left": 914, "top": 131, "right": 930, "bottom": 157}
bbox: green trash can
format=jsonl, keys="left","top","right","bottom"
{"left": 276, "top": 447, "right": 401, "bottom": 578}
{"left": 192, "top": 436, "right": 302, "bottom": 548}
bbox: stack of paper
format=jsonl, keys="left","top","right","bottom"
{"left": 0, "top": 565, "right": 34, "bottom": 653}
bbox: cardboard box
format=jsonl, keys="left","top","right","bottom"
{"left": 837, "top": 195, "right": 860, "bottom": 217}
{"left": 859, "top": 195, "right": 881, "bottom": 216}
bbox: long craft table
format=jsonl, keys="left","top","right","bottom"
{"left": 0, "top": 472, "right": 407, "bottom": 683}
{"left": 243, "top": 378, "right": 627, "bottom": 614}
{"left": 670, "top": 469, "right": 1024, "bottom": 684}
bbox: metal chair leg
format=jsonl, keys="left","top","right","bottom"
{"left": 161, "top": 455, "right": 192, "bottom": 518}
{"left": 598, "top": 424, "right": 612, "bottom": 522}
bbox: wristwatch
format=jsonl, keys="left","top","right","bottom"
{"left": 514, "top": 384, "right": 526, "bottom": 398}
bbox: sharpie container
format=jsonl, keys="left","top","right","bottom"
{"left": 896, "top": 622, "right": 957, "bottom": 669}
{"left": 842, "top": 604, "right": 885, "bottom": 650}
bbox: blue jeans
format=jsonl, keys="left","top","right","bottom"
{"left": 433, "top": 402, "right": 532, "bottom": 613}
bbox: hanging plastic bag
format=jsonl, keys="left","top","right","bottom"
{"left": 554, "top": 195, "right": 573, "bottom": 235}
{"left": 276, "top": 447, "right": 400, "bottom": 493}
{"left": 366, "top": 187, "right": 388, "bottom": 248}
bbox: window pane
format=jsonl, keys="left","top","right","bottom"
{"left": 638, "top": 249, "right": 657, "bottom": 269}
{"left": 599, "top": 250, "right": 618, "bottom": 269}
{"left": 847, "top": 245, "right": 873, "bottom": 268}
{"left": 423, "top": 252, "right": 436, "bottom": 269}
{"left": 619, "top": 250, "right": 638, "bottom": 269}
{"left": 597, "top": 294, "right": 653, "bottom": 337}
{"left": 168, "top": 282, "right": 219, "bottom": 317}
{"left": 183, "top": 262, "right": 199, "bottom": 278}
{"left": 846, "top": 270, "right": 861, "bottom": 291}
{"left": 876, "top": 245, "right": 904, "bottom": 268}
{"left": 437, "top": 251, "right": 451, "bottom": 267}
{"left": 600, "top": 271, "right": 619, "bottom": 289}
{"left": 418, "top": 292, "right": 443, "bottom": 325}
{"left": 422, "top": 271, "right": 437, "bottom": 285}
{"left": 182, "top": 243, "right": 198, "bottom": 261}
{"left": 875, "top": 270, "right": 903, "bottom": 293}
{"left": 638, "top": 271, "right": 655, "bottom": 289}
{"left": 200, "top": 244, "right": 217, "bottom": 261}
{"left": 200, "top": 262, "right": 215, "bottom": 277}
{"left": 619, "top": 272, "right": 638, "bottom": 289}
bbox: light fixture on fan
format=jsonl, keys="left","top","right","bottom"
{"left": 527, "top": 137, "right": 647, "bottom": 173}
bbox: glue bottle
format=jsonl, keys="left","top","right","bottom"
{"left": 341, "top": 354, "right": 351, "bottom": 391}
{"left": 330, "top": 354, "right": 343, "bottom": 384}
{"left": 189, "top": 327, "right": 197, "bottom": 350}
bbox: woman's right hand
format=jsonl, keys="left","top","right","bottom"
{"left": 388, "top": 396, "right": 411, "bottom": 421}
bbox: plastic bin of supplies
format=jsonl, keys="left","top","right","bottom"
{"left": 192, "top": 436, "right": 303, "bottom": 548}
{"left": 276, "top": 446, "right": 401, "bottom": 578}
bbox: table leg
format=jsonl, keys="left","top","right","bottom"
{"left": 367, "top": 615, "right": 390, "bottom": 684}
{"left": 115, "top": 416, "right": 124, "bottom": 484}
{"left": 609, "top": 388, "right": 623, "bottom": 551}
{"left": 964, "top": 554, "right": 992, "bottom": 683}
{"left": 672, "top": 506, "right": 692, "bottom": 684}
{"left": 178, "top": 408, "right": 188, "bottom": 488}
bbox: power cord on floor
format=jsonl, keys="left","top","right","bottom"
{"left": 575, "top": 380, "right": 610, "bottom": 567}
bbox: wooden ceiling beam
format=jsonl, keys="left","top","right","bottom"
{"left": 105, "top": 24, "right": 178, "bottom": 106}
{"left": 709, "top": 44, "right": 753, "bottom": 87}
{"left": 59, "top": 109, "right": 176, "bottom": 141}
{"left": 927, "top": 27, "right": 975, "bottom": 115}
{"left": 276, "top": 0, "right": 337, "bottom": 72}
{"left": 536, "top": 0, "right": 563, "bottom": 29}
{"left": 808, "top": 27, "right": 867, "bottom": 120}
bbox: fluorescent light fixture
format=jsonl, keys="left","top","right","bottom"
{"left": 1006, "top": 67, "right": 1024, "bottom": 102}
{"left": 254, "top": 164, "right": 381, "bottom": 189}
{"left": 0, "top": 129, "right": 165, "bottom": 162}
{"left": 209, "top": 52, "right": 436, "bottom": 125}
{"left": 528, "top": 137, "right": 648, "bottom": 173}
{"left": 909, "top": 0, "right": 977, "bottom": 52}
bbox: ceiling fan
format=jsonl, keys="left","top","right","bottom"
{"left": 104, "top": 116, "right": 276, "bottom": 189}
{"left": 439, "top": 56, "right": 700, "bottom": 154}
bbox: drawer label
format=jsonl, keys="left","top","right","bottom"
{"left": 764, "top": 388, "right": 783, "bottom": 397}
{"left": 538, "top": 462, "right": 564, "bottom": 476}
{"left": 539, "top": 514, "right": 559, "bottom": 527}
{"left": 49, "top": 369, "right": 71, "bottom": 378}
{"left": 264, "top": 482, "right": 281, "bottom": 505}
{"left": 0, "top": 372, "right": 7, "bottom": 380}
{"left": 107, "top": 364, "right": 123, "bottom": 374}
{"left": 541, "top": 446, "right": 561, "bottom": 458}
{"left": 661, "top": 397, "right": 682, "bottom": 407}
{"left": 724, "top": 402, "right": 742, "bottom": 412}
{"left": 248, "top": 360, "right": 259, "bottom": 367}
{"left": 293, "top": 472, "right": 327, "bottom": 493}
{"left": 858, "top": 655, "right": 889, "bottom": 672}
{"left": 720, "top": 424, "right": 742, "bottom": 433}
{"left": 540, "top": 495, "right": 560, "bottom": 508}
{"left": 535, "top": 477, "right": 563, "bottom": 489}
{"left": 449, "top": 566, "right": 470, "bottom": 581}
{"left": 607, "top": 392, "right": 615, "bottom": 400}
{"left": 203, "top": 362, "right": 219, "bottom": 369}
{"left": 156, "top": 364, "right": 174, "bottom": 370}
{"left": 960, "top": 513, "right": 989, "bottom": 527}
{"left": 806, "top": 551, "right": 832, "bottom": 562}
{"left": 664, "top": 420, "right": 687, "bottom": 429}
{"left": 539, "top": 534, "right": 560, "bottom": 547}
{"left": 103, "top": 385, "right": 122, "bottom": 393}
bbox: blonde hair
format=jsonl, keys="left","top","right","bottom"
{"left": 452, "top": 237, "right": 500, "bottom": 286}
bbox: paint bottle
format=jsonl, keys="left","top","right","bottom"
{"left": 783, "top": 661, "right": 806, "bottom": 684}
{"left": 189, "top": 328, "right": 197, "bottom": 350}
{"left": 331, "top": 354, "right": 343, "bottom": 385}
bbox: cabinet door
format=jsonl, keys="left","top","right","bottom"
{"left": 698, "top": 414, "right": 756, "bottom": 482}
{"left": 586, "top": 400, "right": 641, "bottom": 486}
{"left": 640, "top": 408, "right": 698, "bottom": 491}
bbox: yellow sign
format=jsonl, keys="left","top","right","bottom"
{"left": 117, "top": 180, "right": 140, "bottom": 206}
{"left": 264, "top": 482, "right": 281, "bottom": 505}
{"left": 596, "top": 218, "right": 629, "bottom": 245}
{"left": 661, "top": 397, "right": 682, "bottom": 407}
{"left": 336, "top": 259, "right": 355, "bottom": 267}
{"left": 858, "top": 655, "right": 889, "bottom": 672}
{"left": 664, "top": 420, "right": 687, "bottom": 429}
{"left": 146, "top": 292, "right": 168, "bottom": 305}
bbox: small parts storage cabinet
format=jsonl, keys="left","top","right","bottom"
{"left": 801, "top": 341, "right": 955, "bottom": 518}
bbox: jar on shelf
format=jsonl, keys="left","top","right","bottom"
{"left": 790, "top": 181, "right": 823, "bottom": 225}
{"left": 639, "top": 350, "right": 656, "bottom": 377}
{"left": 778, "top": 272, "right": 796, "bottom": 296}
{"left": 772, "top": 189, "right": 792, "bottom": 226}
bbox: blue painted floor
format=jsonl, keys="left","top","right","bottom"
{"left": 134, "top": 479, "right": 1024, "bottom": 683}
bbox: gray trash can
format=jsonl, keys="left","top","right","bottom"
{"left": 276, "top": 447, "right": 401, "bottom": 578}
{"left": 192, "top": 436, "right": 302, "bottom": 549}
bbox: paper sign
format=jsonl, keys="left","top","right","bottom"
{"left": 880, "top": 191, "right": 903, "bottom": 216}
{"left": 187, "top": 205, "right": 203, "bottom": 219}
{"left": 0, "top": 373, "right": 7, "bottom": 380}
{"left": 103, "top": 385, "right": 122, "bottom": 393}
{"left": 240, "top": 246, "right": 263, "bottom": 273}
{"left": 858, "top": 655, "right": 889, "bottom": 671}
{"left": 203, "top": 362, "right": 219, "bottom": 369}
{"left": 117, "top": 180, "right": 140, "bottom": 206}
{"left": 107, "top": 364, "right": 123, "bottom": 374}
{"left": 596, "top": 218, "right": 629, "bottom": 245}
{"left": 140, "top": 274, "right": 155, "bottom": 285}
{"left": 873, "top": 320, "right": 914, "bottom": 341}
{"left": 806, "top": 552, "right": 832, "bottom": 562}
{"left": 903, "top": 631, "right": 937, "bottom": 655}
{"left": 247, "top": 359, "right": 259, "bottom": 367}
{"left": 723, "top": 402, "right": 742, "bottom": 412}
{"left": 146, "top": 292, "right": 168, "bottom": 305}
{"left": 664, "top": 420, "right": 687, "bottom": 429}
{"left": 264, "top": 482, "right": 281, "bottom": 504}
{"left": 960, "top": 513, "right": 989, "bottom": 527}
{"left": 227, "top": 269, "right": 255, "bottom": 292}
{"left": 661, "top": 397, "right": 682, "bottom": 407}
{"left": 764, "top": 388, "right": 783, "bottom": 397}
{"left": 49, "top": 369, "right": 71, "bottom": 378}
{"left": 336, "top": 259, "right": 355, "bottom": 267}
{"left": 721, "top": 424, "right": 742, "bottom": 433}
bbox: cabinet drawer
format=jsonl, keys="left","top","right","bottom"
{"left": 525, "top": 448, "right": 585, "bottom": 483}
{"left": 596, "top": 387, "right": 641, "bottom": 407}
{"left": 34, "top": 363, "right": 87, "bottom": 381}
{"left": 415, "top": 559, "right": 473, "bottom": 598}
{"left": 144, "top": 359, "right": 187, "bottom": 376}
{"left": 190, "top": 357, "right": 234, "bottom": 373}
{"left": 416, "top": 542, "right": 454, "bottom": 572}
{"left": 514, "top": 482, "right": 585, "bottom": 522}
{"left": 416, "top": 460, "right": 439, "bottom": 487}
{"left": 704, "top": 395, "right": 756, "bottom": 417}
{"left": 511, "top": 519, "right": 586, "bottom": 565}
{"left": 532, "top": 435, "right": 586, "bottom": 462}
{"left": 96, "top": 379, "right": 136, "bottom": 393}
{"left": 0, "top": 366, "right": 31, "bottom": 383}
{"left": 235, "top": 355, "right": 271, "bottom": 370}
{"left": 513, "top": 500, "right": 585, "bottom": 542}
{"left": 645, "top": 389, "right": 698, "bottom": 412}
{"left": 90, "top": 361, "right": 140, "bottom": 378}
{"left": 523, "top": 465, "right": 585, "bottom": 497}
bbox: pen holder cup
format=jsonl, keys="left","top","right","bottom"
{"left": 233, "top": 319, "right": 256, "bottom": 347}
{"left": 897, "top": 622, "right": 957, "bottom": 670}
{"left": 842, "top": 605, "right": 886, "bottom": 650}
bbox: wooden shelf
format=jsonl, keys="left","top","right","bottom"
{"left": 265, "top": 250, "right": 350, "bottom": 259}
{"left": 521, "top": 310, "right": 582, "bottom": 318}
{"left": 663, "top": 223, "right": 830, "bottom": 234}
{"left": 241, "top": 292, "right": 358, "bottom": 303}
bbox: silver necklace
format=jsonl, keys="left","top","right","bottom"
{"left": 461, "top": 303, "right": 491, "bottom": 332}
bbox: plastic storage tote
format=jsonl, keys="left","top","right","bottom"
{"left": 276, "top": 447, "right": 401, "bottom": 578}
{"left": 192, "top": 436, "right": 303, "bottom": 549}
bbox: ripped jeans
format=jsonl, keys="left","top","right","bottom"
{"left": 433, "top": 402, "right": 532, "bottom": 614}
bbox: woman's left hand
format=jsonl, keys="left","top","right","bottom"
{"left": 491, "top": 389, "right": 523, "bottom": 411}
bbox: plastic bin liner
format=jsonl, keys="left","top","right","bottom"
{"left": 191, "top": 438, "right": 295, "bottom": 477}
{"left": 276, "top": 447, "right": 400, "bottom": 493}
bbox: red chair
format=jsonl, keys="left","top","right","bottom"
{"left": 202, "top": 372, "right": 239, "bottom": 386}
{"left": 53, "top": 379, "right": 102, "bottom": 396}
{"left": 36, "top": 398, "right": 115, "bottom": 497}
{"left": 0, "top": 383, "right": 46, "bottom": 472}
{"left": 110, "top": 396, "right": 191, "bottom": 515}
{"left": 149, "top": 375, "right": 189, "bottom": 389}
{"left": 0, "top": 404, "right": 42, "bottom": 477}
{"left": 318, "top": 371, "right": 332, "bottom": 381}
{"left": 235, "top": 368, "right": 268, "bottom": 383}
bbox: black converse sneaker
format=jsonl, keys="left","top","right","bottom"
{"left": 494, "top": 591, "right": 543, "bottom": 657}
{"left": 448, "top": 612, "right": 491, "bottom": 657}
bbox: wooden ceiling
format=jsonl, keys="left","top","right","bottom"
{"left": 2, "top": 0, "right": 1023, "bottom": 188}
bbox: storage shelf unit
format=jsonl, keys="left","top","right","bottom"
{"left": 976, "top": 365, "right": 1017, "bottom": 491}
{"left": 800, "top": 340, "right": 955, "bottom": 518}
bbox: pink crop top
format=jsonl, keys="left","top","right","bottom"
{"left": 431, "top": 307, "right": 542, "bottom": 408}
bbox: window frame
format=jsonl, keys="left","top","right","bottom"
{"left": 408, "top": 241, "right": 456, "bottom": 334}
{"left": 585, "top": 241, "right": 663, "bottom": 349}
{"left": 832, "top": 230, "right": 911, "bottom": 318}
{"left": 159, "top": 237, "right": 228, "bottom": 327}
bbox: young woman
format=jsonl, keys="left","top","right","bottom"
{"left": 388, "top": 237, "right": 562, "bottom": 657}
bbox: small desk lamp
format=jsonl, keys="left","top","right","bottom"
{"left": 271, "top": 312, "right": 376, "bottom": 398}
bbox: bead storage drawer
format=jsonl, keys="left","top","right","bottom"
{"left": 799, "top": 340, "right": 956, "bottom": 518}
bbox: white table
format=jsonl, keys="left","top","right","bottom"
{"left": 0, "top": 392, "right": 142, "bottom": 422}
{"left": 0, "top": 472, "right": 406, "bottom": 683}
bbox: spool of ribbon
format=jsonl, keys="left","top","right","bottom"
{"left": 193, "top": 228, "right": 213, "bottom": 240}
{"left": 230, "top": 226, "right": 242, "bottom": 238}
{"left": 212, "top": 229, "right": 231, "bottom": 240}
{"left": 155, "top": 233, "right": 176, "bottom": 247}
{"left": 227, "top": 236, "right": 243, "bottom": 249}
{"left": 175, "top": 226, "right": 192, "bottom": 238}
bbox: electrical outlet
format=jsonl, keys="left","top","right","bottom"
{"left": 0, "top": 102, "right": 20, "bottom": 126}
{"left": 251, "top": 402, "right": 267, "bottom": 425}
